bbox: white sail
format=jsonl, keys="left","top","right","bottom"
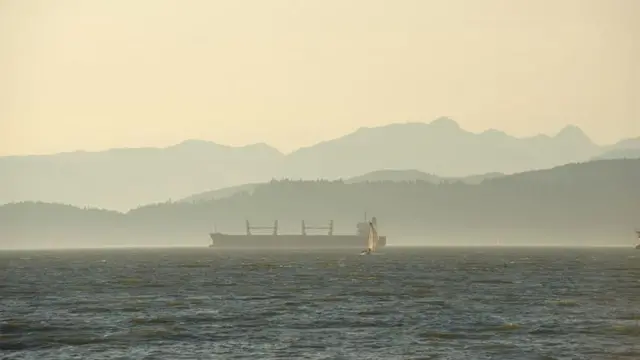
{"left": 368, "top": 221, "right": 379, "bottom": 252}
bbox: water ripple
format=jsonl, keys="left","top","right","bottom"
{"left": 1, "top": 247, "right": 639, "bottom": 359}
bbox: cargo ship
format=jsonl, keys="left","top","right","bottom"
{"left": 208, "top": 216, "right": 387, "bottom": 249}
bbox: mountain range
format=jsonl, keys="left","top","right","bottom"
{"left": 2, "top": 158, "right": 639, "bottom": 249}
{"left": 2, "top": 117, "right": 639, "bottom": 211}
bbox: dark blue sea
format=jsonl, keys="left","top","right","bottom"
{"left": 1, "top": 247, "right": 639, "bottom": 359}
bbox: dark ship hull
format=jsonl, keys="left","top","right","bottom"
{"left": 208, "top": 217, "right": 387, "bottom": 250}
{"left": 209, "top": 234, "right": 387, "bottom": 249}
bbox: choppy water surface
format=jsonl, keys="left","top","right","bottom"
{"left": 1, "top": 247, "right": 639, "bottom": 359}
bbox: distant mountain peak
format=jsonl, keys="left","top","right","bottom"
{"left": 611, "top": 137, "right": 640, "bottom": 149}
{"left": 554, "top": 125, "right": 596, "bottom": 147}
{"left": 481, "top": 128, "right": 508, "bottom": 137}
{"left": 172, "top": 139, "right": 220, "bottom": 147}
{"left": 238, "top": 142, "right": 284, "bottom": 156}
{"left": 429, "top": 116, "right": 460, "bottom": 130}
{"left": 241, "top": 142, "right": 272, "bottom": 149}
{"left": 556, "top": 124, "right": 585, "bottom": 137}
{"left": 483, "top": 129, "right": 502, "bottom": 134}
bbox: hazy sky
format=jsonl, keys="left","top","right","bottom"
{"left": 1, "top": 0, "right": 638, "bottom": 156}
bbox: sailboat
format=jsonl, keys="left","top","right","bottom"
{"left": 635, "top": 230, "right": 640, "bottom": 250}
{"left": 360, "top": 221, "right": 379, "bottom": 255}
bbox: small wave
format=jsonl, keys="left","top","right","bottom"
{"left": 166, "top": 300, "right": 189, "bottom": 307}
{"left": 113, "top": 277, "right": 143, "bottom": 285}
{"left": 0, "top": 319, "right": 64, "bottom": 334}
{"left": 119, "top": 305, "right": 148, "bottom": 312}
{"left": 549, "top": 299, "right": 580, "bottom": 307}
{"left": 350, "top": 290, "right": 395, "bottom": 297}
{"left": 422, "top": 299, "right": 449, "bottom": 307}
{"left": 104, "top": 326, "right": 196, "bottom": 342}
{"left": 472, "top": 279, "right": 514, "bottom": 284}
{"left": 610, "top": 324, "right": 640, "bottom": 336}
{"left": 356, "top": 309, "right": 389, "bottom": 316}
{"left": 490, "top": 322, "right": 521, "bottom": 331}
{"left": 418, "top": 330, "right": 468, "bottom": 340}
{"left": 176, "top": 263, "right": 211, "bottom": 269}
{"left": 407, "top": 287, "right": 432, "bottom": 296}
{"left": 317, "top": 295, "right": 348, "bottom": 303}
{"left": 68, "top": 306, "right": 115, "bottom": 314}
{"left": 529, "top": 327, "right": 561, "bottom": 335}
{"left": 131, "top": 316, "right": 177, "bottom": 326}
{"left": 287, "top": 319, "right": 404, "bottom": 330}
{"left": 201, "top": 281, "right": 236, "bottom": 287}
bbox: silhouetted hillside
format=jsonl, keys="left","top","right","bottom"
{"left": 603, "top": 137, "right": 640, "bottom": 151}
{"left": 181, "top": 169, "right": 504, "bottom": 203}
{"left": 344, "top": 169, "right": 442, "bottom": 184}
{"left": 0, "top": 140, "right": 284, "bottom": 211}
{"left": 344, "top": 169, "right": 504, "bottom": 185}
{"left": 593, "top": 137, "right": 640, "bottom": 160}
{"left": 180, "top": 183, "right": 261, "bottom": 203}
{"left": 2, "top": 159, "right": 639, "bottom": 249}
{"left": 1, "top": 118, "right": 637, "bottom": 211}
{"left": 592, "top": 148, "right": 640, "bottom": 161}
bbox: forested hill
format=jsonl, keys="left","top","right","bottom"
{"left": 1, "top": 159, "right": 639, "bottom": 248}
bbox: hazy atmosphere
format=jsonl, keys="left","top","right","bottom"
{"left": 2, "top": 2, "right": 640, "bottom": 359}
{"left": 1, "top": 0, "right": 638, "bottom": 156}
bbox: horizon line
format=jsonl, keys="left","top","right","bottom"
{"left": 0, "top": 244, "right": 636, "bottom": 251}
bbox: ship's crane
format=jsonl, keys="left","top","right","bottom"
{"left": 301, "top": 220, "right": 334, "bottom": 236}
{"left": 245, "top": 220, "right": 278, "bottom": 235}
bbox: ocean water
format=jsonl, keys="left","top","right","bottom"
{"left": 1, "top": 247, "right": 639, "bottom": 359}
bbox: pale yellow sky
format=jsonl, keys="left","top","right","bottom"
{"left": 1, "top": 0, "right": 638, "bottom": 156}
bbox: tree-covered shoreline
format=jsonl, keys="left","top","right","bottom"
{"left": 2, "top": 159, "right": 639, "bottom": 248}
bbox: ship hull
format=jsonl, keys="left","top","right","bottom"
{"left": 209, "top": 234, "right": 387, "bottom": 249}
